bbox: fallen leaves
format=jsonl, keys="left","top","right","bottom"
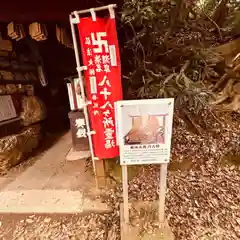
{"left": 0, "top": 111, "right": 239, "bottom": 240}
{"left": 103, "top": 111, "right": 240, "bottom": 240}
{"left": 0, "top": 214, "right": 114, "bottom": 240}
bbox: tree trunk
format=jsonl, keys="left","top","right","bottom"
{"left": 212, "top": 0, "right": 229, "bottom": 27}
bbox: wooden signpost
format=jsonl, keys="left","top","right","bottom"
{"left": 115, "top": 99, "right": 175, "bottom": 239}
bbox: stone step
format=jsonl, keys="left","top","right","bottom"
{"left": 0, "top": 189, "right": 111, "bottom": 214}
{"left": 65, "top": 147, "right": 91, "bottom": 161}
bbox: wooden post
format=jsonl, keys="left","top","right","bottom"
{"left": 95, "top": 160, "right": 106, "bottom": 188}
{"left": 159, "top": 163, "right": 168, "bottom": 223}
{"left": 122, "top": 165, "right": 129, "bottom": 224}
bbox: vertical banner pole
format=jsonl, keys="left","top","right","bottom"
{"left": 69, "top": 14, "right": 98, "bottom": 186}
{"left": 122, "top": 165, "right": 129, "bottom": 224}
{"left": 159, "top": 163, "right": 168, "bottom": 223}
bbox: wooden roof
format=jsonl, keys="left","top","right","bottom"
{"left": 0, "top": 0, "right": 120, "bottom": 22}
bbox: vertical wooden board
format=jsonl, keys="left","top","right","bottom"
{"left": 95, "top": 160, "right": 106, "bottom": 188}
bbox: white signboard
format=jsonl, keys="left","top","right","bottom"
{"left": 115, "top": 98, "right": 174, "bottom": 165}
{"left": 67, "top": 78, "right": 84, "bottom": 110}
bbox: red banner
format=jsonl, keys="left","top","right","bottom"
{"left": 78, "top": 16, "right": 122, "bottom": 159}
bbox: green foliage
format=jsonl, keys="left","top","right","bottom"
{"left": 224, "top": 1, "right": 240, "bottom": 35}
{"left": 136, "top": 61, "right": 214, "bottom": 114}
{"left": 203, "top": 0, "right": 219, "bottom": 14}
{"left": 121, "top": 0, "right": 240, "bottom": 131}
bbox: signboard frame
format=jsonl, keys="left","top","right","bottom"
{"left": 116, "top": 98, "right": 174, "bottom": 165}
{"left": 115, "top": 98, "right": 174, "bottom": 231}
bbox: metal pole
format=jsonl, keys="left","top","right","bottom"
{"left": 72, "top": 4, "right": 117, "bottom": 15}
{"left": 122, "top": 165, "right": 129, "bottom": 224}
{"left": 159, "top": 163, "right": 168, "bottom": 223}
{"left": 69, "top": 14, "right": 97, "bottom": 186}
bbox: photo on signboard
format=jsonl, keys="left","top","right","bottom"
{"left": 124, "top": 115, "right": 165, "bottom": 145}
{"left": 121, "top": 104, "right": 167, "bottom": 146}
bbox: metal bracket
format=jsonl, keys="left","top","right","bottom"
{"left": 90, "top": 8, "right": 97, "bottom": 21}
{"left": 87, "top": 130, "right": 96, "bottom": 136}
{"left": 108, "top": 5, "right": 115, "bottom": 19}
{"left": 71, "top": 11, "right": 80, "bottom": 24}
{"left": 76, "top": 66, "right": 87, "bottom": 72}
{"left": 82, "top": 100, "right": 92, "bottom": 107}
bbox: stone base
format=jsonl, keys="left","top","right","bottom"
{"left": 65, "top": 147, "right": 91, "bottom": 161}
{"left": 120, "top": 202, "right": 174, "bottom": 240}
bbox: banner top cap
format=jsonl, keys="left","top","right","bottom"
{"left": 71, "top": 4, "right": 117, "bottom": 16}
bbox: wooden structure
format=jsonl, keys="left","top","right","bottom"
{"left": 0, "top": 39, "right": 44, "bottom": 174}
{"left": 0, "top": 1, "right": 126, "bottom": 182}
{"left": 0, "top": 0, "right": 121, "bottom": 22}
